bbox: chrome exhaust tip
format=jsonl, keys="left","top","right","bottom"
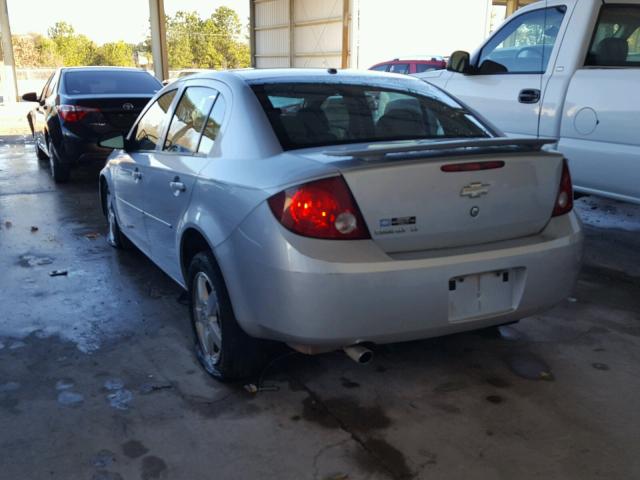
{"left": 343, "top": 345, "right": 373, "bottom": 365}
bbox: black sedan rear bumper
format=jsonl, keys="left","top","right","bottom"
{"left": 57, "top": 127, "right": 115, "bottom": 166}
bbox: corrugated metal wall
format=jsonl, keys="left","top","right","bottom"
{"left": 251, "top": 0, "right": 349, "bottom": 69}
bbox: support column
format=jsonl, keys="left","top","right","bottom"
{"left": 341, "top": 0, "right": 350, "bottom": 68}
{"left": 288, "top": 0, "right": 294, "bottom": 67}
{"left": 249, "top": 0, "right": 256, "bottom": 68}
{"left": 0, "top": 0, "right": 18, "bottom": 103}
{"left": 506, "top": 0, "right": 518, "bottom": 17}
{"left": 149, "top": 0, "right": 169, "bottom": 81}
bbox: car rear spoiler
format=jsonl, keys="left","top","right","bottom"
{"left": 325, "top": 137, "right": 558, "bottom": 160}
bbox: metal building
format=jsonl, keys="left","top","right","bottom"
{"left": 248, "top": 0, "right": 538, "bottom": 70}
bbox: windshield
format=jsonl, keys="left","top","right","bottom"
{"left": 252, "top": 83, "right": 492, "bottom": 150}
{"left": 63, "top": 70, "right": 162, "bottom": 95}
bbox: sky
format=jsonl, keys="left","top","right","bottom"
{"left": 7, "top": 0, "right": 250, "bottom": 45}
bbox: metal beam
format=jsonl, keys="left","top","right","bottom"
{"left": 0, "top": 0, "right": 18, "bottom": 103}
{"left": 288, "top": 0, "right": 294, "bottom": 67}
{"left": 249, "top": 0, "right": 256, "bottom": 67}
{"left": 341, "top": 0, "right": 350, "bottom": 68}
{"left": 149, "top": 0, "right": 169, "bottom": 81}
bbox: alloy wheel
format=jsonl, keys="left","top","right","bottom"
{"left": 192, "top": 271, "right": 222, "bottom": 371}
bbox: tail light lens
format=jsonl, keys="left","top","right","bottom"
{"left": 552, "top": 159, "right": 573, "bottom": 217}
{"left": 268, "top": 176, "right": 370, "bottom": 240}
{"left": 58, "top": 105, "right": 100, "bottom": 122}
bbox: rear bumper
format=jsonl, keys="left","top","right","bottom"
{"left": 216, "top": 204, "right": 583, "bottom": 347}
{"left": 58, "top": 127, "right": 112, "bottom": 165}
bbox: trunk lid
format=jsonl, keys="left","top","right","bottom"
{"left": 299, "top": 138, "right": 563, "bottom": 253}
{"left": 61, "top": 94, "right": 152, "bottom": 137}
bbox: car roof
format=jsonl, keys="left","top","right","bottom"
{"left": 60, "top": 66, "right": 150, "bottom": 73}
{"left": 187, "top": 68, "right": 429, "bottom": 88}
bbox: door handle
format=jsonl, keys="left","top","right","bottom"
{"left": 519, "top": 89, "right": 541, "bottom": 104}
{"left": 132, "top": 169, "right": 143, "bottom": 181}
{"left": 169, "top": 179, "right": 186, "bottom": 194}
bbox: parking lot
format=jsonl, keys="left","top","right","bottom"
{"left": 0, "top": 135, "right": 638, "bottom": 479}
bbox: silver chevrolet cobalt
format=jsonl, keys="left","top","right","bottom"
{"left": 99, "top": 69, "right": 583, "bottom": 380}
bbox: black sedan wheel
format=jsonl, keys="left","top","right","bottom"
{"left": 48, "top": 139, "right": 70, "bottom": 183}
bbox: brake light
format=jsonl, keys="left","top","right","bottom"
{"left": 268, "top": 176, "right": 370, "bottom": 240}
{"left": 441, "top": 161, "right": 505, "bottom": 172}
{"left": 58, "top": 105, "right": 100, "bottom": 122}
{"left": 552, "top": 159, "right": 573, "bottom": 217}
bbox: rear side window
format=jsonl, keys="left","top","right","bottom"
{"left": 198, "top": 96, "right": 226, "bottom": 154}
{"left": 388, "top": 63, "right": 409, "bottom": 74}
{"left": 370, "top": 64, "right": 388, "bottom": 72}
{"left": 586, "top": 5, "right": 640, "bottom": 67}
{"left": 415, "top": 63, "right": 440, "bottom": 73}
{"left": 63, "top": 70, "right": 161, "bottom": 95}
{"left": 164, "top": 87, "right": 218, "bottom": 154}
{"left": 251, "top": 83, "right": 491, "bottom": 150}
{"left": 130, "top": 90, "right": 177, "bottom": 151}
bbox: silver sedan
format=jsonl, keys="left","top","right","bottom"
{"left": 99, "top": 69, "right": 583, "bottom": 380}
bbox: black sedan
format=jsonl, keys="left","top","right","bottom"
{"left": 22, "top": 67, "right": 162, "bottom": 182}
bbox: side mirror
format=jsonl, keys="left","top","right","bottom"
{"left": 447, "top": 51, "right": 472, "bottom": 74}
{"left": 22, "top": 92, "right": 39, "bottom": 102}
{"left": 98, "top": 135, "right": 126, "bottom": 150}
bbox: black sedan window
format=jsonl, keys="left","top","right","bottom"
{"left": 252, "top": 83, "right": 491, "bottom": 150}
{"left": 62, "top": 70, "right": 161, "bottom": 95}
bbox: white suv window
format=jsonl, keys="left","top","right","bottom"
{"left": 586, "top": 5, "right": 640, "bottom": 67}
{"left": 477, "top": 6, "right": 566, "bottom": 74}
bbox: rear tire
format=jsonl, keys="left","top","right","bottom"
{"left": 105, "top": 184, "right": 132, "bottom": 249}
{"left": 35, "top": 141, "right": 48, "bottom": 164}
{"left": 188, "top": 251, "right": 266, "bottom": 381}
{"left": 48, "top": 139, "right": 70, "bottom": 183}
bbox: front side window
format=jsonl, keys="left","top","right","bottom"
{"left": 131, "top": 90, "right": 177, "bottom": 151}
{"left": 586, "top": 5, "right": 640, "bottom": 67}
{"left": 478, "top": 6, "right": 566, "bottom": 74}
{"left": 370, "top": 64, "right": 389, "bottom": 72}
{"left": 251, "top": 83, "right": 491, "bottom": 150}
{"left": 164, "top": 87, "right": 218, "bottom": 154}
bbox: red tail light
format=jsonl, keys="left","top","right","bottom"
{"left": 552, "top": 159, "right": 573, "bottom": 217}
{"left": 268, "top": 176, "right": 370, "bottom": 240}
{"left": 58, "top": 105, "right": 100, "bottom": 122}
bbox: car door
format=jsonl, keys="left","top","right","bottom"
{"left": 113, "top": 89, "right": 178, "bottom": 254}
{"left": 559, "top": 2, "right": 640, "bottom": 203}
{"left": 32, "top": 72, "right": 57, "bottom": 152}
{"left": 443, "top": 5, "right": 568, "bottom": 137}
{"left": 142, "top": 83, "right": 225, "bottom": 281}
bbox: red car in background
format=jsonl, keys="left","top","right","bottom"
{"left": 370, "top": 57, "right": 447, "bottom": 74}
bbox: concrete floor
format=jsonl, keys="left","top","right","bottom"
{"left": 1, "top": 135, "right": 639, "bottom": 480}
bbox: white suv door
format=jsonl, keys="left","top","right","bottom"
{"left": 442, "top": 5, "right": 567, "bottom": 137}
{"left": 559, "top": 2, "right": 640, "bottom": 203}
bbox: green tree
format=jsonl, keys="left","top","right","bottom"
{"left": 165, "top": 7, "right": 250, "bottom": 70}
{"left": 94, "top": 41, "right": 135, "bottom": 66}
{"left": 47, "top": 21, "right": 96, "bottom": 66}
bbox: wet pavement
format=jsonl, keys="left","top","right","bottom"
{"left": 1, "top": 136, "right": 640, "bottom": 479}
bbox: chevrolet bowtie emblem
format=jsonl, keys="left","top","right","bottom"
{"left": 460, "top": 182, "right": 491, "bottom": 198}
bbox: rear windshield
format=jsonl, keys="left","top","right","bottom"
{"left": 252, "top": 83, "right": 491, "bottom": 150}
{"left": 63, "top": 70, "right": 162, "bottom": 95}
